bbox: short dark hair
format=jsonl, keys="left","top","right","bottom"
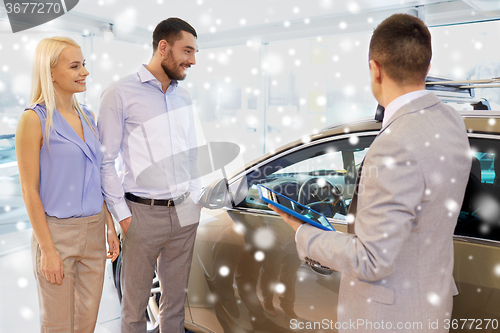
{"left": 152, "top": 18, "right": 197, "bottom": 52}
{"left": 369, "top": 14, "right": 431, "bottom": 85}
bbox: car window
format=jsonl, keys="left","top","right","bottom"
{"left": 235, "top": 134, "right": 375, "bottom": 219}
{"left": 456, "top": 137, "right": 500, "bottom": 242}
{"left": 474, "top": 152, "right": 494, "bottom": 184}
{"left": 0, "top": 135, "right": 16, "bottom": 165}
{"left": 0, "top": 135, "right": 26, "bottom": 235}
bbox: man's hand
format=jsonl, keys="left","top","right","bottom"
{"left": 40, "top": 248, "right": 64, "bottom": 284}
{"left": 268, "top": 204, "right": 304, "bottom": 232}
{"left": 119, "top": 216, "right": 132, "bottom": 235}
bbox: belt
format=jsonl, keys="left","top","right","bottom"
{"left": 125, "top": 192, "right": 190, "bottom": 207}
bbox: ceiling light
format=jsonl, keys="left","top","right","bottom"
{"left": 99, "top": 23, "right": 114, "bottom": 41}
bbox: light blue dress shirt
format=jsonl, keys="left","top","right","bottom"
{"left": 382, "top": 90, "right": 430, "bottom": 128}
{"left": 30, "top": 103, "right": 104, "bottom": 218}
{"left": 98, "top": 65, "right": 201, "bottom": 222}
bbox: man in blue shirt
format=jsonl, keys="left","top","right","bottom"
{"left": 98, "top": 18, "right": 201, "bottom": 332}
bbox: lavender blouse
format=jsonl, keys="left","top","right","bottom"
{"left": 29, "top": 103, "right": 103, "bottom": 218}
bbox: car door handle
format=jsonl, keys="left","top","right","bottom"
{"left": 309, "top": 264, "right": 335, "bottom": 276}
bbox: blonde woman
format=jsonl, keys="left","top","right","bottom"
{"left": 15, "top": 37, "right": 119, "bottom": 332}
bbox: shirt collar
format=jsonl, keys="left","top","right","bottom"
{"left": 382, "top": 89, "right": 430, "bottom": 127}
{"left": 138, "top": 64, "right": 179, "bottom": 93}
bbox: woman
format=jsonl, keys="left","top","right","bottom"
{"left": 15, "top": 36, "right": 119, "bottom": 332}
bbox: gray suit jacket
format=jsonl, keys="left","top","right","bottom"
{"left": 296, "top": 93, "right": 470, "bottom": 332}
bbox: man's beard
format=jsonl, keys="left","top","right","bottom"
{"left": 161, "top": 50, "right": 187, "bottom": 81}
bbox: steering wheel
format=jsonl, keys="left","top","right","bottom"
{"left": 297, "top": 177, "right": 347, "bottom": 217}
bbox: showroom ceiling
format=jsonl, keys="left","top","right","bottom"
{"left": 1, "top": 0, "right": 500, "bottom": 47}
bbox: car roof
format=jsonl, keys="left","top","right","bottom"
{"left": 229, "top": 111, "right": 500, "bottom": 180}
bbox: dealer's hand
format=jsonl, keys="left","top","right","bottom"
{"left": 268, "top": 204, "right": 304, "bottom": 232}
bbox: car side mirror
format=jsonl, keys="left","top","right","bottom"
{"left": 198, "top": 178, "right": 232, "bottom": 209}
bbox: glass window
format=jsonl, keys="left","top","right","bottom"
{"left": 429, "top": 21, "right": 500, "bottom": 109}
{"left": 0, "top": 135, "right": 26, "bottom": 235}
{"left": 235, "top": 134, "right": 375, "bottom": 219}
{"left": 456, "top": 138, "right": 500, "bottom": 242}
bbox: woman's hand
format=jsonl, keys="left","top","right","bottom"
{"left": 106, "top": 227, "right": 120, "bottom": 262}
{"left": 40, "top": 248, "right": 64, "bottom": 284}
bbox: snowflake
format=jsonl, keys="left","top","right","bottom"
{"left": 200, "top": 13, "right": 212, "bottom": 26}
{"left": 233, "top": 222, "right": 245, "bottom": 233}
{"left": 207, "top": 293, "right": 217, "bottom": 303}
{"left": 349, "top": 136, "right": 359, "bottom": 145}
{"left": 316, "top": 95, "right": 326, "bottom": 106}
{"left": 301, "top": 135, "right": 311, "bottom": 144}
{"left": 494, "top": 264, "right": 500, "bottom": 277}
{"left": 347, "top": 1, "right": 360, "bottom": 14}
{"left": 253, "top": 228, "right": 275, "bottom": 249}
{"left": 316, "top": 178, "right": 327, "bottom": 187}
{"left": 383, "top": 157, "right": 395, "bottom": 169}
{"left": 320, "top": 0, "right": 332, "bottom": 8}
{"left": 254, "top": 251, "right": 265, "bottom": 261}
{"left": 344, "top": 85, "right": 355, "bottom": 96}
{"left": 17, "top": 278, "right": 28, "bottom": 288}
{"left": 16, "top": 221, "right": 27, "bottom": 231}
{"left": 445, "top": 199, "right": 459, "bottom": 212}
{"left": 427, "top": 292, "right": 441, "bottom": 306}
{"left": 20, "top": 307, "right": 34, "bottom": 320}
{"left": 477, "top": 195, "right": 500, "bottom": 222}
{"left": 219, "top": 266, "right": 229, "bottom": 277}
{"left": 275, "top": 283, "right": 286, "bottom": 294}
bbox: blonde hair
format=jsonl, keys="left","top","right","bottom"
{"left": 30, "top": 37, "right": 96, "bottom": 142}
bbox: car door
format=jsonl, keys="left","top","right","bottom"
{"left": 451, "top": 135, "right": 500, "bottom": 332}
{"left": 187, "top": 131, "right": 377, "bottom": 332}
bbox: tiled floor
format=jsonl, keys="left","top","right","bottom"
{"left": 0, "top": 229, "right": 122, "bottom": 332}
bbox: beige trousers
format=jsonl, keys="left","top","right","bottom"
{"left": 31, "top": 211, "right": 106, "bottom": 333}
{"left": 121, "top": 196, "right": 200, "bottom": 333}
